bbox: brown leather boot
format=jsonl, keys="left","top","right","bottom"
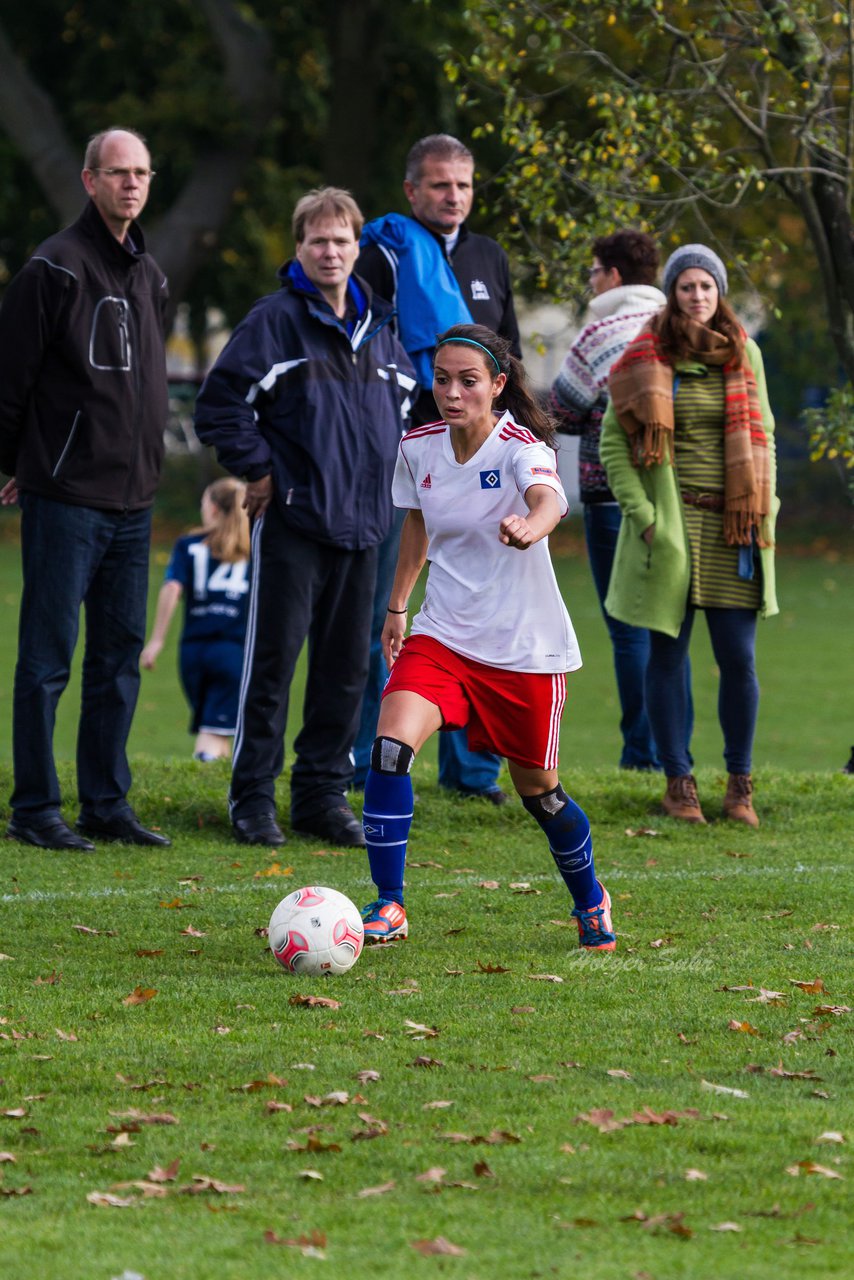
{"left": 723, "top": 773, "right": 759, "bottom": 828}
{"left": 662, "top": 774, "right": 706, "bottom": 824}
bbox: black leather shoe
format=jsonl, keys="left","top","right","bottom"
{"left": 232, "top": 813, "right": 286, "bottom": 846}
{"left": 76, "top": 814, "right": 171, "bottom": 847}
{"left": 293, "top": 804, "right": 366, "bottom": 848}
{"left": 7, "top": 815, "right": 94, "bottom": 852}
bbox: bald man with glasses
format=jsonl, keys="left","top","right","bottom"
{"left": 0, "top": 126, "right": 171, "bottom": 851}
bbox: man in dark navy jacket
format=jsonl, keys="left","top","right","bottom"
{"left": 355, "top": 134, "right": 521, "bottom": 803}
{"left": 0, "top": 126, "right": 171, "bottom": 852}
{"left": 194, "top": 187, "right": 416, "bottom": 847}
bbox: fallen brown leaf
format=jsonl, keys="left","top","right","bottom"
{"left": 86, "top": 1191, "right": 135, "bottom": 1207}
{"left": 474, "top": 960, "right": 510, "bottom": 974}
{"left": 815, "top": 1131, "right": 844, "bottom": 1144}
{"left": 575, "top": 1109, "right": 626, "bottom": 1133}
{"left": 289, "top": 994, "right": 341, "bottom": 1010}
{"left": 727, "top": 1019, "right": 760, "bottom": 1036}
{"left": 122, "top": 987, "right": 157, "bottom": 1007}
{"left": 109, "top": 1109, "right": 179, "bottom": 1125}
{"left": 404, "top": 1020, "right": 439, "bottom": 1038}
{"left": 159, "top": 898, "right": 193, "bottom": 909}
{"left": 181, "top": 926, "right": 206, "bottom": 937}
{"left": 0, "top": 1152, "right": 16, "bottom": 1163}
{"left": 747, "top": 989, "right": 787, "bottom": 1005}
{"left": 285, "top": 1136, "right": 341, "bottom": 1154}
{"left": 146, "top": 1158, "right": 180, "bottom": 1183}
{"left": 253, "top": 861, "right": 293, "bottom": 878}
{"left": 785, "top": 1161, "right": 843, "bottom": 1179}
{"left": 710, "top": 1221, "right": 742, "bottom": 1232}
{"left": 135, "top": 949, "right": 163, "bottom": 958}
{"left": 410, "top": 1056, "right": 444, "bottom": 1069}
{"left": 411, "top": 1237, "right": 467, "bottom": 1257}
{"left": 684, "top": 1168, "right": 708, "bottom": 1181}
{"left": 813, "top": 1005, "right": 850, "bottom": 1016}
{"left": 0, "top": 1185, "right": 32, "bottom": 1197}
{"left": 789, "top": 978, "right": 826, "bottom": 994}
{"left": 768, "top": 1063, "right": 822, "bottom": 1081}
{"left": 179, "top": 1175, "right": 245, "bottom": 1194}
{"left": 55, "top": 1028, "right": 78, "bottom": 1042}
{"left": 357, "top": 1179, "right": 395, "bottom": 1198}
{"left": 34, "top": 970, "right": 62, "bottom": 985}
{"left": 527, "top": 973, "right": 563, "bottom": 983}
{"left": 441, "top": 1129, "right": 521, "bottom": 1145}
{"left": 263, "top": 1229, "right": 326, "bottom": 1255}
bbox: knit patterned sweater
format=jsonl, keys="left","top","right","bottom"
{"left": 549, "top": 283, "right": 666, "bottom": 503}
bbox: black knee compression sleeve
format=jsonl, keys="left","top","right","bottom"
{"left": 521, "top": 784, "right": 568, "bottom": 822}
{"left": 370, "top": 736, "right": 415, "bottom": 775}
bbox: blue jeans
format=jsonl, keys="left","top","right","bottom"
{"left": 11, "top": 494, "right": 151, "bottom": 823}
{"left": 584, "top": 503, "right": 660, "bottom": 769}
{"left": 351, "top": 508, "right": 501, "bottom": 795}
{"left": 646, "top": 606, "right": 758, "bottom": 777}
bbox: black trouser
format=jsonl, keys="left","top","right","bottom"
{"left": 230, "top": 502, "right": 377, "bottom": 824}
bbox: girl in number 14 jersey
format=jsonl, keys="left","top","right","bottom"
{"left": 141, "top": 477, "right": 250, "bottom": 761}
{"left": 360, "top": 323, "right": 615, "bottom": 951}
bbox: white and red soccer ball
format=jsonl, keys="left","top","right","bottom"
{"left": 269, "top": 886, "right": 364, "bottom": 976}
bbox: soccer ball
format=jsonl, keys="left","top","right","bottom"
{"left": 268, "top": 886, "right": 364, "bottom": 976}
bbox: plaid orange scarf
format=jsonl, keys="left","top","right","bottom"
{"left": 608, "top": 322, "right": 772, "bottom": 547}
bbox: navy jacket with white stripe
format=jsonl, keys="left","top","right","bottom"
{"left": 194, "top": 266, "right": 416, "bottom": 550}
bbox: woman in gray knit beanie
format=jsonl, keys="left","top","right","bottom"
{"left": 662, "top": 244, "right": 728, "bottom": 299}
{"left": 599, "top": 242, "right": 779, "bottom": 829}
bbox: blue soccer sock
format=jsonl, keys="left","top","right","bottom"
{"left": 521, "top": 784, "right": 600, "bottom": 909}
{"left": 362, "top": 764, "right": 414, "bottom": 908}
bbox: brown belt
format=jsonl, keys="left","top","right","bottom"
{"left": 681, "top": 489, "right": 724, "bottom": 512}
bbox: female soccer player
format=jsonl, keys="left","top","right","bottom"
{"left": 141, "top": 477, "right": 250, "bottom": 760}
{"left": 360, "top": 323, "right": 615, "bottom": 950}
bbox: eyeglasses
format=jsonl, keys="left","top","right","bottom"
{"left": 91, "top": 168, "right": 156, "bottom": 181}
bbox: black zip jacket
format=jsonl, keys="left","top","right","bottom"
{"left": 0, "top": 200, "right": 169, "bottom": 511}
{"left": 193, "top": 267, "right": 416, "bottom": 550}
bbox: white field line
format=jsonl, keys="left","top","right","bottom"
{"left": 0, "top": 861, "right": 848, "bottom": 910}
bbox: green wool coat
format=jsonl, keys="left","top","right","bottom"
{"left": 599, "top": 337, "right": 779, "bottom": 639}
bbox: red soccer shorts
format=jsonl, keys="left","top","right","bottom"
{"left": 382, "top": 633, "right": 567, "bottom": 770}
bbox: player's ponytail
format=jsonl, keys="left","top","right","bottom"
{"left": 203, "top": 477, "right": 250, "bottom": 562}
{"left": 434, "top": 324, "right": 555, "bottom": 447}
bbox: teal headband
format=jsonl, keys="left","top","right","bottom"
{"left": 435, "top": 336, "right": 502, "bottom": 375}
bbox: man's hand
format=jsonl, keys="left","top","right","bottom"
{"left": 243, "top": 474, "right": 273, "bottom": 520}
{"left": 1, "top": 477, "right": 19, "bottom": 506}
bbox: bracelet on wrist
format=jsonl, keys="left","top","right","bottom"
{"left": 387, "top": 606, "right": 408, "bottom": 614}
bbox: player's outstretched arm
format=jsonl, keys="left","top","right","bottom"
{"left": 499, "top": 484, "right": 561, "bottom": 550}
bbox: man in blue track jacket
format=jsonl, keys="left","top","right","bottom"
{"left": 194, "top": 188, "right": 416, "bottom": 847}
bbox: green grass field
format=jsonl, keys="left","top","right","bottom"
{"left": 0, "top": 520, "right": 851, "bottom": 773}
{"left": 0, "top": 520, "right": 852, "bottom": 1279}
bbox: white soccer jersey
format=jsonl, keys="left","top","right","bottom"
{"left": 393, "top": 410, "right": 582, "bottom": 673}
